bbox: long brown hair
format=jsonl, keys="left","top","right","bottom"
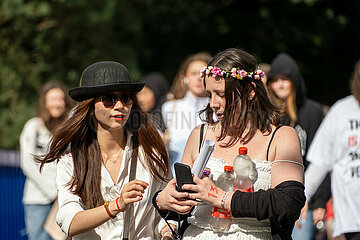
{"left": 37, "top": 80, "right": 73, "bottom": 132}
{"left": 351, "top": 59, "right": 360, "bottom": 102}
{"left": 202, "top": 48, "right": 281, "bottom": 146}
{"left": 40, "top": 97, "right": 169, "bottom": 208}
{"left": 167, "top": 52, "right": 212, "bottom": 100}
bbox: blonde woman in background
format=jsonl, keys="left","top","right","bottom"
{"left": 162, "top": 52, "right": 212, "bottom": 175}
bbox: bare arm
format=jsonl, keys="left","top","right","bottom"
{"left": 270, "top": 126, "right": 304, "bottom": 187}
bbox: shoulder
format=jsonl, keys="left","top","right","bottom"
{"left": 274, "top": 126, "right": 299, "bottom": 142}
{"left": 273, "top": 126, "right": 302, "bottom": 157}
{"left": 21, "top": 117, "right": 43, "bottom": 135}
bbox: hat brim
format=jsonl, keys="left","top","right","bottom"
{"left": 69, "top": 83, "right": 145, "bottom": 102}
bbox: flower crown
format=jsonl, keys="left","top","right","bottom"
{"left": 200, "top": 66, "right": 265, "bottom": 80}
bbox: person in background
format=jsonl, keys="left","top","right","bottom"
{"left": 155, "top": 48, "right": 305, "bottom": 240}
{"left": 137, "top": 72, "right": 169, "bottom": 133}
{"left": 162, "top": 52, "right": 212, "bottom": 176}
{"left": 304, "top": 59, "right": 360, "bottom": 240}
{"left": 40, "top": 61, "right": 169, "bottom": 239}
{"left": 267, "top": 53, "right": 330, "bottom": 240}
{"left": 20, "top": 80, "right": 73, "bottom": 240}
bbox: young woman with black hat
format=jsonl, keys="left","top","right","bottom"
{"left": 40, "top": 61, "right": 170, "bottom": 239}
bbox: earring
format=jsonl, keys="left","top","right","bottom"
{"left": 249, "top": 91, "right": 255, "bottom": 100}
{"left": 184, "top": 77, "right": 189, "bottom": 84}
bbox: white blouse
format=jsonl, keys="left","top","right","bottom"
{"left": 56, "top": 132, "right": 167, "bottom": 239}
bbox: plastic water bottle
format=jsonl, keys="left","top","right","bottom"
{"left": 210, "top": 166, "right": 234, "bottom": 233}
{"left": 216, "top": 165, "right": 235, "bottom": 192}
{"left": 210, "top": 211, "right": 232, "bottom": 232}
{"left": 233, "top": 147, "right": 258, "bottom": 192}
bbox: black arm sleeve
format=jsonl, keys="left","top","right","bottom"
{"left": 231, "top": 180, "right": 305, "bottom": 240}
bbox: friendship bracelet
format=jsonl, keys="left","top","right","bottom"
{"left": 156, "top": 192, "right": 166, "bottom": 210}
{"left": 115, "top": 197, "right": 124, "bottom": 212}
{"left": 104, "top": 201, "right": 116, "bottom": 219}
{"left": 161, "top": 228, "right": 175, "bottom": 240}
{"left": 221, "top": 191, "right": 230, "bottom": 209}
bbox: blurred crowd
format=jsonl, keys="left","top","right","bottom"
{"left": 18, "top": 50, "right": 360, "bottom": 240}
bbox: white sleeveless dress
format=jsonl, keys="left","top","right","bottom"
{"left": 183, "top": 157, "right": 272, "bottom": 240}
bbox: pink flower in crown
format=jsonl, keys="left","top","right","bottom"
{"left": 239, "top": 70, "right": 247, "bottom": 78}
{"left": 256, "top": 69, "right": 265, "bottom": 78}
{"left": 254, "top": 74, "right": 260, "bottom": 80}
{"left": 212, "top": 67, "right": 222, "bottom": 77}
{"left": 200, "top": 67, "right": 207, "bottom": 77}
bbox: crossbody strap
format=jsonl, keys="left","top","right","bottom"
{"left": 198, "top": 124, "right": 205, "bottom": 153}
{"left": 123, "top": 135, "right": 139, "bottom": 240}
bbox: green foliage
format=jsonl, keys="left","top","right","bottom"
{"left": 0, "top": 0, "right": 359, "bottom": 149}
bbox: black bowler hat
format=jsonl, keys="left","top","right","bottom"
{"left": 69, "top": 61, "right": 144, "bottom": 102}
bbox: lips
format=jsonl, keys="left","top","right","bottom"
{"left": 112, "top": 114, "right": 125, "bottom": 121}
{"left": 216, "top": 113, "right": 224, "bottom": 120}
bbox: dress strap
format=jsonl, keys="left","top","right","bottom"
{"left": 266, "top": 125, "right": 283, "bottom": 161}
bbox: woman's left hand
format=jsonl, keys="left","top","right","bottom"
{"left": 182, "top": 175, "right": 224, "bottom": 207}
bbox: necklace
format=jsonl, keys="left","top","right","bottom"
{"left": 102, "top": 148, "right": 123, "bottom": 164}
{"left": 100, "top": 136, "right": 127, "bottom": 164}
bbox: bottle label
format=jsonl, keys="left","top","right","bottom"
{"left": 212, "top": 206, "right": 232, "bottom": 220}
{"left": 233, "top": 186, "right": 254, "bottom": 192}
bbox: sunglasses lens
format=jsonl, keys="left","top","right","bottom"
{"left": 101, "top": 96, "right": 115, "bottom": 107}
{"left": 101, "top": 93, "right": 134, "bottom": 107}
{"left": 120, "top": 93, "right": 134, "bottom": 105}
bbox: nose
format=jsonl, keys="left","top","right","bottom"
{"left": 113, "top": 98, "right": 125, "bottom": 109}
{"left": 209, "top": 95, "right": 219, "bottom": 109}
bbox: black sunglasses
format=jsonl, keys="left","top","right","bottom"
{"left": 100, "top": 93, "right": 135, "bottom": 108}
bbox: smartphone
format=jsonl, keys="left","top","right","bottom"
{"left": 174, "top": 162, "right": 195, "bottom": 193}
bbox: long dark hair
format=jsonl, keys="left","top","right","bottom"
{"left": 202, "top": 48, "right": 281, "bottom": 146}
{"left": 40, "top": 97, "right": 169, "bottom": 208}
{"left": 37, "top": 80, "right": 73, "bottom": 132}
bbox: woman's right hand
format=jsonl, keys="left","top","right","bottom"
{"left": 117, "top": 179, "right": 149, "bottom": 211}
{"left": 157, "top": 178, "right": 198, "bottom": 214}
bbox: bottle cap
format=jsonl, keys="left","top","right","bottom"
{"left": 239, "top": 147, "right": 248, "bottom": 155}
{"left": 203, "top": 168, "right": 211, "bottom": 177}
{"left": 224, "top": 165, "right": 233, "bottom": 171}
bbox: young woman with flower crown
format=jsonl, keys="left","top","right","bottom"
{"left": 40, "top": 61, "right": 170, "bottom": 239}
{"left": 154, "top": 48, "right": 305, "bottom": 240}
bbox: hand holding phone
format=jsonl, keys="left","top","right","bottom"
{"left": 174, "top": 162, "right": 195, "bottom": 193}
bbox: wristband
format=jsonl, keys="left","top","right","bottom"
{"left": 116, "top": 197, "right": 124, "bottom": 212}
{"left": 104, "top": 201, "right": 116, "bottom": 218}
{"left": 221, "top": 191, "right": 230, "bottom": 209}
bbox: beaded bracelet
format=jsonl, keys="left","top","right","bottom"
{"left": 156, "top": 192, "right": 166, "bottom": 210}
{"left": 221, "top": 191, "right": 230, "bottom": 209}
{"left": 115, "top": 197, "right": 124, "bottom": 212}
{"left": 104, "top": 201, "right": 116, "bottom": 219}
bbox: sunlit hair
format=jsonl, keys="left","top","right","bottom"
{"left": 201, "top": 48, "right": 281, "bottom": 146}
{"left": 351, "top": 59, "right": 360, "bottom": 102}
{"left": 167, "top": 52, "right": 212, "bottom": 100}
{"left": 37, "top": 80, "right": 73, "bottom": 132}
{"left": 39, "top": 97, "right": 169, "bottom": 208}
{"left": 267, "top": 75, "right": 298, "bottom": 127}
